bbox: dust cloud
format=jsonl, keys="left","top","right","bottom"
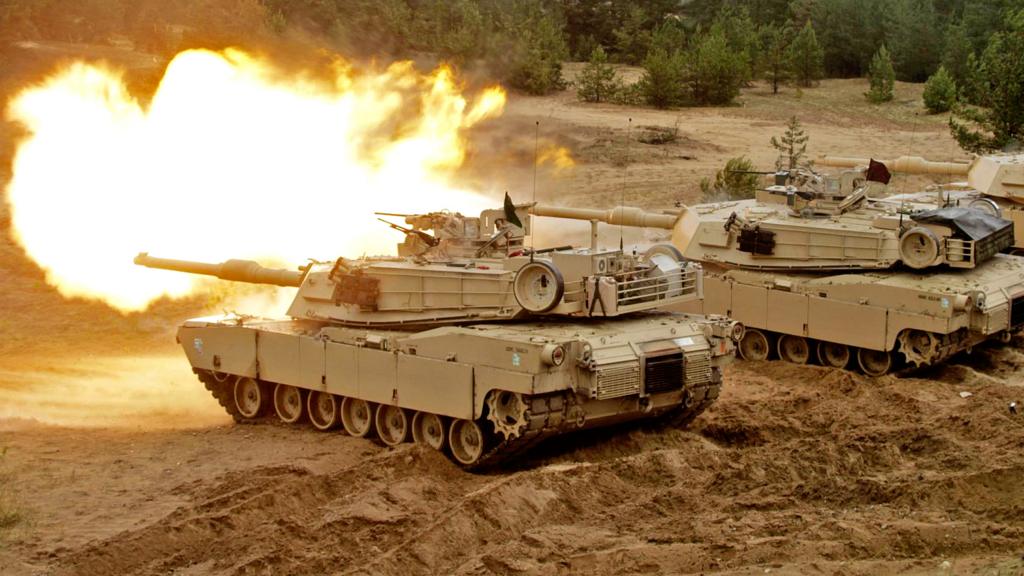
{"left": 0, "top": 355, "right": 228, "bottom": 429}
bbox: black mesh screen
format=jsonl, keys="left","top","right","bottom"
{"left": 1011, "top": 295, "right": 1024, "bottom": 327}
{"left": 645, "top": 353, "right": 684, "bottom": 394}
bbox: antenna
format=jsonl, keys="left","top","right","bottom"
{"left": 900, "top": 110, "right": 922, "bottom": 196}
{"left": 943, "top": 108, "right": 960, "bottom": 205}
{"left": 531, "top": 120, "right": 539, "bottom": 261}
{"left": 532, "top": 120, "right": 540, "bottom": 206}
{"left": 621, "top": 118, "right": 631, "bottom": 252}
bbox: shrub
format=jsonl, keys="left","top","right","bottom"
{"left": 700, "top": 156, "right": 760, "bottom": 201}
{"left": 923, "top": 66, "right": 957, "bottom": 113}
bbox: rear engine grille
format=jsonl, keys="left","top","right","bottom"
{"left": 595, "top": 362, "right": 640, "bottom": 400}
{"left": 1012, "top": 294, "right": 1024, "bottom": 328}
{"left": 684, "top": 349, "right": 712, "bottom": 386}
{"left": 644, "top": 353, "right": 683, "bottom": 394}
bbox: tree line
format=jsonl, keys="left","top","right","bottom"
{"left": 1, "top": 0, "right": 1021, "bottom": 151}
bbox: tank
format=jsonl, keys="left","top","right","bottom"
{"left": 137, "top": 202, "right": 741, "bottom": 469}
{"left": 533, "top": 182, "right": 1014, "bottom": 271}
{"left": 819, "top": 154, "right": 1024, "bottom": 252}
{"left": 531, "top": 195, "right": 1024, "bottom": 375}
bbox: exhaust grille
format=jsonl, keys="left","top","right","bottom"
{"left": 644, "top": 352, "right": 683, "bottom": 394}
{"left": 594, "top": 362, "right": 640, "bottom": 400}
{"left": 685, "top": 349, "right": 712, "bottom": 386}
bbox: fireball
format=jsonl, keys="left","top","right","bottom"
{"left": 5, "top": 49, "right": 506, "bottom": 311}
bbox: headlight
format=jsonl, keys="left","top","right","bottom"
{"left": 730, "top": 321, "right": 745, "bottom": 342}
{"left": 541, "top": 344, "right": 566, "bottom": 366}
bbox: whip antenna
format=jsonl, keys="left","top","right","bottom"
{"left": 621, "top": 118, "right": 631, "bottom": 252}
{"left": 531, "top": 120, "right": 539, "bottom": 260}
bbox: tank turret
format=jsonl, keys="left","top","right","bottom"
{"left": 137, "top": 203, "right": 705, "bottom": 328}
{"left": 533, "top": 192, "right": 1014, "bottom": 271}
{"left": 818, "top": 154, "right": 1024, "bottom": 202}
{"left": 819, "top": 154, "right": 1024, "bottom": 251}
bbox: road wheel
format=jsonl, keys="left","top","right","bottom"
{"left": 448, "top": 419, "right": 487, "bottom": 467}
{"left": 233, "top": 377, "right": 266, "bottom": 419}
{"left": 375, "top": 405, "right": 411, "bottom": 447}
{"left": 412, "top": 412, "right": 447, "bottom": 451}
{"left": 816, "top": 342, "right": 851, "bottom": 368}
{"left": 273, "top": 384, "right": 305, "bottom": 424}
{"left": 341, "top": 397, "right": 376, "bottom": 438}
{"left": 307, "top": 391, "right": 340, "bottom": 431}
{"left": 738, "top": 329, "right": 771, "bottom": 361}
{"left": 857, "top": 348, "right": 894, "bottom": 376}
{"left": 777, "top": 335, "right": 811, "bottom": 364}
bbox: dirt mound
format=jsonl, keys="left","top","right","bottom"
{"left": 0, "top": 353, "right": 1018, "bottom": 576}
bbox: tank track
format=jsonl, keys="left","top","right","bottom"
{"left": 197, "top": 371, "right": 247, "bottom": 423}
{"left": 467, "top": 381, "right": 723, "bottom": 471}
{"left": 195, "top": 370, "right": 720, "bottom": 470}
{"left": 738, "top": 326, "right": 1016, "bottom": 376}
{"left": 659, "top": 380, "right": 721, "bottom": 428}
{"left": 464, "top": 395, "right": 565, "bottom": 471}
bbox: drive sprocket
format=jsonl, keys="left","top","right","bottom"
{"left": 486, "top": 390, "right": 530, "bottom": 441}
{"left": 899, "top": 330, "right": 941, "bottom": 367}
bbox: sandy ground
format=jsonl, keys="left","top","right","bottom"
{"left": 1, "top": 64, "right": 1024, "bottom": 575}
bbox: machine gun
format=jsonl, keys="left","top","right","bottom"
{"left": 376, "top": 217, "right": 440, "bottom": 247}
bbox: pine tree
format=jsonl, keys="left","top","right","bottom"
{"left": 576, "top": 45, "right": 620, "bottom": 103}
{"left": 960, "top": 51, "right": 983, "bottom": 106}
{"left": 951, "top": 20, "right": 1024, "bottom": 152}
{"left": 639, "top": 45, "right": 685, "bottom": 108}
{"left": 770, "top": 116, "right": 810, "bottom": 170}
{"left": 885, "top": 0, "right": 941, "bottom": 82}
{"left": 786, "top": 20, "right": 824, "bottom": 87}
{"left": 612, "top": 4, "right": 651, "bottom": 65}
{"left": 923, "top": 66, "right": 957, "bottom": 114}
{"left": 713, "top": 4, "right": 759, "bottom": 83}
{"left": 758, "top": 23, "right": 789, "bottom": 94}
{"left": 942, "top": 21, "right": 973, "bottom": 90}
{"left": 649, "top": 19, "right": 686, "bottom": 54}
{"left": 687, "top": 26, "right": 747, "bottom": 105}
{"left": 506, "top": 9, "right": 568, "bottom": 95}
{"left": 413, "top": 0, "right": 487, "bottom": 63}
{"left": 866, "top": 44, "right": 895, "bottom": 103}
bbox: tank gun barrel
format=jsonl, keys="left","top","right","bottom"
{"left": 529, "top": 203, "right": 699, "bottom": 253}
{"left": 134, "top": 253, "right": 305, "bottom": 287}
{"left": 530, "top": 204, "right": 678, "bottom": 229}
{"left": 818, "top": 155, "right": 971, "bottom": 176}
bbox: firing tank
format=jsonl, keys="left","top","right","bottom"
{"left": 819, "top": 154, "right": 1024, "bottom": 252}
{"left": 532, "top": 192, "right": 1024, "bottom": 375}
{"left": 136, "top": 202, "right": 741, "bottom": 469}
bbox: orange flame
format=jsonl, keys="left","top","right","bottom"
{"left": 537, "top": 145, "right": 575, "bottom": 170}
{"left": 5, "top": 49, "right": 506, "bottom": 312}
